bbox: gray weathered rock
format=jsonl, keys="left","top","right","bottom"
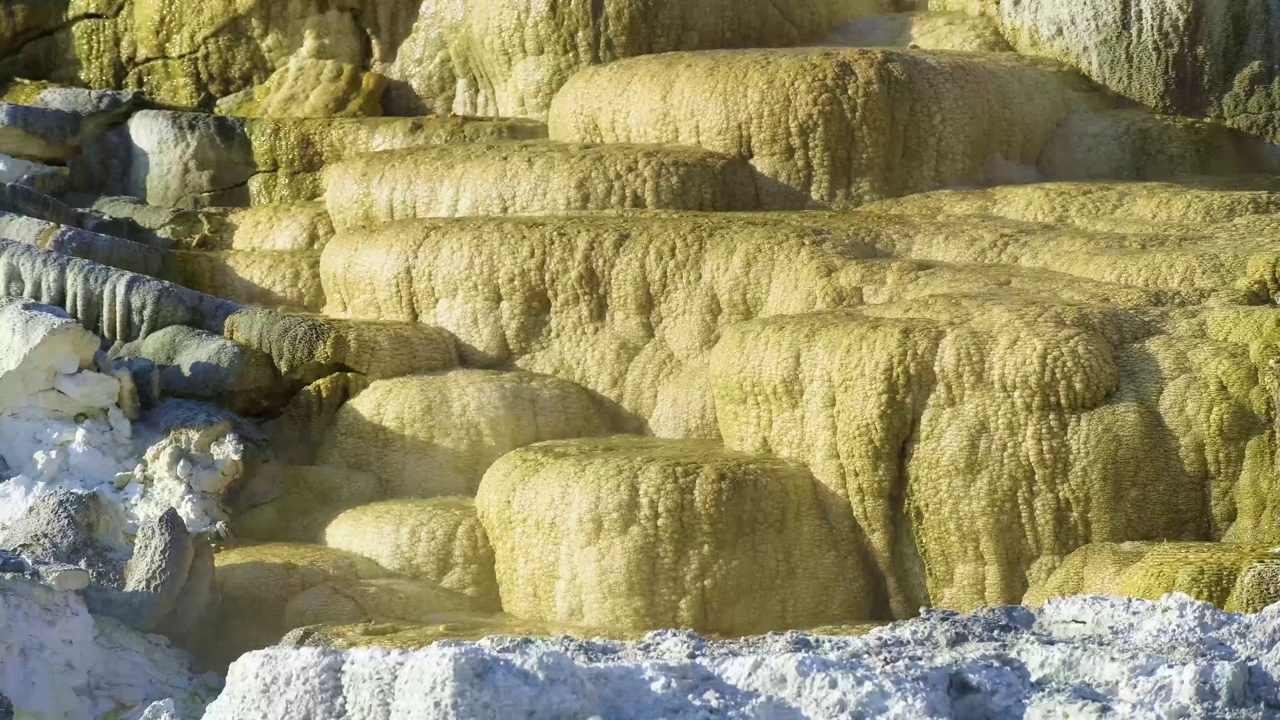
{"left": 0, "top": 238, "right": 240, "bottom": 345}
{"left": 996, "top": 0, "right": 1280, "bottom": 143}
{"left": 0, "top": 102, "right": 82, "bottom": 162}
{"left": 0, "top": 491, "right": 126, "bottom": 584}
{"left": 125, "top": 111, "right": 255, "bottom": 208}
{"left": 115, "top": 325, "right": 289, "bottom": 416}
{"left": 0, "top": 212, "right": 171, "bottom": 277}
{"left": 0, "top": 183, "right": 90, "bottom": 228}
{"left": 93, "top": 508, "right": 193, "bottom": 632}
{"left": 0, "top": 491, "right": 218, "bottom": 636}
{"left": 0, "top": 550, "right": 27, "bottom": 575}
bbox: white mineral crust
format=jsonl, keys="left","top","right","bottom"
{"left": 0, "top": 298, "right": 243, "bottom": 533}
{"left": 204, "top": 594, "right": 1280, "bottom": 720}
{"left": 0, "top": 576, "right": 218, "bottom": 720}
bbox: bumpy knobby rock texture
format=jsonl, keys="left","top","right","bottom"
{"left": 324, "top": 142, "right": 759, "bottom": 229}
{"left": 993, "top": 0, "right": 1280, "bottom": 144}
{"left": 317, "top": 370, "right": 612, "bottom": 498}
{"left": 549, "top": 48, "right": 1102, "bottom": 207}
{"left": 207, "top": 594, "right": 1280, "bottom": 719}
{"left": 0, "top": 0, "right": 892, "bottom": 118}
{"left": 709, "top": 296, "right": 1280, "bottom": 614}
{"left": 0, "top": 238, "right": 239, "bottom": 345}
{"left": 215, "top": 58, "right": 387, "bottom": 119}
{"left": 224, "top": 309, "right": 459, "bottom": 383}
{"left": 1025, "top": 541, "right": 1280, "bottom": 613}
{"left": 324, "top": 498, "right": 500, "bottom": 610}
{"left": 318, "top": 214, "right": 881, "bottom": 437}
{"left": 114, "top": 111, "right": 547, "bottom": 208}
{"left": 475, "top": 437, "right": 867, "bottom": 634}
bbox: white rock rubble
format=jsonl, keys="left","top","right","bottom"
{"left": 204, "top": 594, "right": 1280, "bottom": 719}
{"left": 0, "top": 297, "right": 244, "bottom": 534}
{"left": 0, "top": 575, "right": 218, "bottom": 720}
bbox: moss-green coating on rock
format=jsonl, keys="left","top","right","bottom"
{"left": 223, "top": 309, "right": 458, "bottom": 382}
{"left": 549, "top": 48, "right": 1101, "bottom": 208}
{"left": 216, "top": 59, "right": 387, "bottom": 119}
{"left": 317, "top": 370, "right": 613, "bottom": 498}
{"left": 324, "top": 498, "right": 500, "bottom": 610}
{"left": 324, "top": 142, "right": 759, "bottom": 229}
{"left": 709, "top": 297, "right": 1280, "bottom": 614}
{"left": 1025, "top": 542, "right": 1280, "bottom": 613}
{"left": 262, "top": 372, "right": 370, "bottom": 466}
{"left": 476, "top": 436, "right": 870, "bottom": 633}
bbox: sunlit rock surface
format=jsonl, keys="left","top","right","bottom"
{"left": 4, "top": 1, "right": 1280, "bottom": 716}
{"left": 208, "top": 594, "right": 1280, "bottom": 719}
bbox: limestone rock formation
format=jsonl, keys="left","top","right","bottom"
{"left": 475, "top": 437, "right": 868, "bottom": 633}
{"left": 549, "top": 48, "right": 1103, "bottom": 208}
{"left": 1026, "top": 542, "right": 1280, "bottom": 613}
{"left": 317, "top": 371, "right": 613, "bottom": 498}
{"left": 207, "top": 594, "right": 1280, "bottom": 719}
{"left": 6, "top": 0, "right": 1280, "bottom": 708}
{"left": 324, "top": 142, "right": 760, "bottom": 228}
{"left": 989, "top": 0, "right": 1280, "bottom": 145}
{"left": 324, "top": 498, "right": 500, "bottom": 609}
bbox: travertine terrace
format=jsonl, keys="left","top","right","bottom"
{"left": 3, "top": 0, "right": 1280, "bottom": 716}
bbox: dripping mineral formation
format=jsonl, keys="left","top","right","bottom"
{"left": 3, "top": 0, "right": 1280, "bottom": 717}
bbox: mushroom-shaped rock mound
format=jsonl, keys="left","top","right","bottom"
{"left": 324, "top": 498, "right": 499, "bottom": 610}
{"left": 324, "top": 142, "right": 759, "bottom": 229}
{"left": 213, "top": 542, "right": 387, "bottom": 660}
{"left": 475, "top": 436, "right": 870, "bottom": 634}
{"left": 232, "top": 464, "right": 385, "bottom": 543}
{"left": 317, "top": 370, "right": 613, "bottom": 498}
{"left": 709, "top": 297, "right": 1280, "bottom": 615}
{"left": 1025, "top": 542, "right": 1280, "bottom": 613}
{"left": 548, "top": 48, "right": 1101, "bottom": 208}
